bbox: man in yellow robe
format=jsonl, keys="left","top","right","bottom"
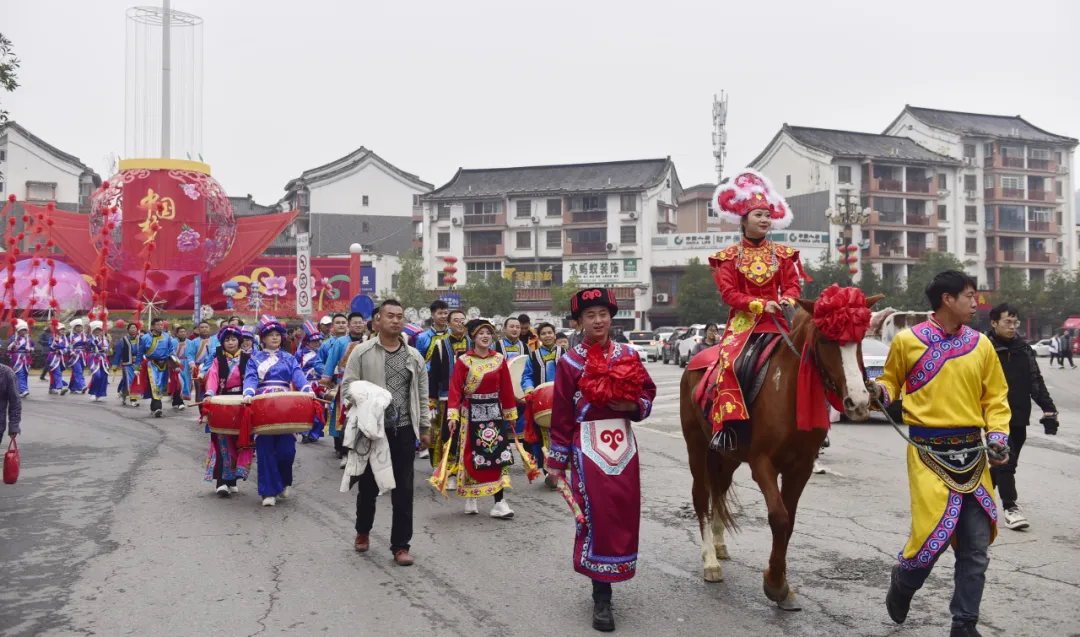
{"left": 870, "top": 271, "right": 1011, "bottom": 637}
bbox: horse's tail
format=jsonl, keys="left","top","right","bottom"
{"left": 711, "top": 464, "right": 740, "bottom": 533}
{"left": 680, "top": 366, "right": 740, "bottom": 533}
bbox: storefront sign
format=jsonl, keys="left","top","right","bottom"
{"left": 564, "top": 259, "right": 640, "bottom": 283}
{"left": 652, "top": 231, "right": 830, "bottom": 251}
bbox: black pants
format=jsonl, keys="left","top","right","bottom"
{"left": 334, "top": 434, "right": 345, "bottom": 458}
{"left": 354, "top": 426, "right": 416, "bottom": 553}
{"left": 150, "top": 398, "right": 162, "bottom": 413}
{"left": 990, "top": 424, "right": 1027, "bottom": 510}
{"left": 592, "top": 580, "right": 612, "bottom": 602}
{"left": 1061, "top": 350, "right": 1075, "bottom": 367}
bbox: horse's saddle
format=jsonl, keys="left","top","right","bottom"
{"left": 691, "top": 334, "right": 781, "bottom": 415}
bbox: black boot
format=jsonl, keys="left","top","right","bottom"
{"left": 949, "top": 624, "right": 982, "bottom": 637}
{"left": 885, "top": 565, "right": 912, "bottom": 624}
{"left": 592, "top": 600, "right": 615, "bottom": 632}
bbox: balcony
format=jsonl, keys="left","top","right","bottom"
{"left": 863, "top": 242, "right": 910, "bottom": 260}
{"left": 906, "top": 180, "right": 933, "bottom": 194}
{"left": 864, "top": 177, "right": 903, "bottom": 193}
{"left": 566, "top": 241, "right": 607, "bottom": 255}
{"left": 1028, "top": 220, "right": 1052, "bottom": 233}
{"left": 463, "top": 243, "right": 504, "bottom": 258}
{"left": 1028, "top": 158, "right": 1051, "bottom": 171}
{"left": 515, "top": 288, "right": 552, "bottom": 302}
{"left": 1028, "top": 189, "right": 1053, "bottom": 203}
{"left": 1029, "top": 251, "right": 1052, "bottom": 263}
{"left": 866, "top": 210, "right": 905, "bottom": 226}
{"left": 463, "top": 212, "right": 506, "bottom": 227}
{"left": 984, "top": 187, "right": 1025, "bottom": 202}
{"left": 568, "top": 209, "right": 608, "bottom": 224}
{"left": 906, "top": 213, "right": 932, "bottom": 227}
{"left": 984, "top": 155, "right": 1058, "bottom": 173}
{"left": 907, "top": 245, "right": 929, "bottom": 259}
{"left": 1001, "top": 156, "right": 1026, "bottom": 169}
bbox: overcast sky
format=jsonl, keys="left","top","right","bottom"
{"left": 3, "top": 0, "right": 1078, "bottom": 205}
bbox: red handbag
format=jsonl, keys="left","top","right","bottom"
{"left": 3, "top": 438, "right": 19, "bottom": 485}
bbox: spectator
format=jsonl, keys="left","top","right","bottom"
{"left": 1048, "top": 335, "right": 1060, "bottom": 367}
{"left": 691, "top": 323, "right": 720, "bottom": 357}
{"left": 1058, "top": 330, "right": 1075, "bottom": 369}
{"left": 1, "top": 363, "right": 22, "bottom": 442}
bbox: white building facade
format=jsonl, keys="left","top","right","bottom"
{"left": 0, "top": 121, "right": 100, "bottom": 209}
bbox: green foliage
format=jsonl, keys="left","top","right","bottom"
{"left": 0, "top": 33, "right": 18, "bottom": 180}
{"left": 802, "top": 251, "right": 853, "bottom": 300}
{"left": 549, "top": 274, "right": 582, "bottom": 318}
{"left": 886, "top": 251, "right": 973, "bottom": 310}
{"left": 459, "top": 273, "right": 516, "bottom": 317}
{"left": 677, "top": 258, "right": 728, "bottom": 325}
{"left": 385, "top": 248, "right": 431, "bottom": 310}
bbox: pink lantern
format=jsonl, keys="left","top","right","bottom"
{"left": 442, "top": 265, "right": 458, "bottom": 274}
{"left": 443, "top": 256, "right": 458, "bottom": 264}
{"left": 849, "top": 266, "right": 859, "bottom": 275}
{"left": 846, "top": 244, "right": 859, "bottom": 253}
{"left": 443, "top": 276, "right": 457, "bottom": 285}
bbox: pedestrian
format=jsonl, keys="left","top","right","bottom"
{"left": 322, "top": 312, "right": 370, "bottom": 468}
{"left": 1059, "top": 330, "right": 1076, "bottom": 369}
{"left": 187, "top": 320, "right": 212, "bottom": 402}
{"left": 985, "top": 303, "right": 1058, "bottom": 531}
{"left": 545, "top": 287, "right": 656, "bottom": 632}
{"left": 318, "top": 314, "right": 348, "bottom": 366}
{"left": 1047, "top": 334, "right": 1060, "bottom": 367}
{"left": 318, "top": 315, "right": 333, "bottom": 340}
{"left": 37, "top": 326, "right": 52, "bottom": 381}
{"left": 690, "top": 323, "right": 720, "bottom": 357}
{"left": 518, "top": 313, "right": 540, "bottom": 351}
{"left": 555, "top": 332, "right": 570, "bottom": 351}
{"left": 415, "top": 299, "right": 450, "bottom": 364}
{"left": 426, "top": 308, "right": 470, "bottom": 473}
{"left": 48, "top": 324, "right": 69, "bottom": 395}
{"left": 566, "top": 314, "right": 584, "bottom": 350}
{"left": 295, "top": 321, "right": 325, "bottom": 444}
{"left": 112, "top": 322, "right": 142, "bottom": 407}
{"left": 521, "top": 322, "right": 565, "bottom": 486}
{"left": 7, "top": 320, "right": 34, "bottom": 398}
{"left": 341, "top": 299, "right": 430, "bottom": 564}
{"left": 86, "top": 321, "right": 111, "bottom": 402}
{"left": 139, "top": 318, "right": 182, "bottom": 417}
{"left": 67, "top": 319, "right": 89, "bottom": 395}
{"left": 1, "top": 362, "right": 22, "bottom": 448}
{"left": 242, "top": 316, "right": 313, "bottom": 507}
{"left": 174, "top": 325, "right": 192, "bottom": 401}
{"left": 202, "top": 325, "right": 252, "bottom": 496}
{"left": 872, "top": 271, "right": 1011, "bottom": 637}
{"left": 446, "top": 317, "right": 520, "bottom": 519}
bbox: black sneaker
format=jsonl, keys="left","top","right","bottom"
{"left": 949, "top": 623, "right": 982, "bottom": 637}
{"left": 592, "top": 601, "right": 615, "bottom": 632}
{"left": 885, "top": 565, "right": 911, "bottom": 624}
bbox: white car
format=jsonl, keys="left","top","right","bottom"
{"left": 862, "top": 337, "right": 889, "bottom": 380}
{"left": 627, "top": 331, "right": 661, "bottom": 361}
{"left": 1032, "top": 339, "right": 1053, "bottom": 357}
{"left": 677, "top": 324, "right": 717, "bottom": 367}
{"left": 624, "top": 342, "right": 648, "bottom": 362}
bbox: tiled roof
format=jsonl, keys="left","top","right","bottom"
{"left": 783, "top": 125, "right": 959, "bottom": 164}
{"left": 229, "top": 195, "right": 274, "bottom": 217}
{"left": 308, "top": 213, "right": 414, "bottom": 257}
{"left": 893, "top": 106, "right": 1077, "bottom": 144}
{"left": 423, "top": 158, "right": 675, "bottom": 200}
{"left": 0, "top": 121, "right": 99, "bottom": 178}
{"left": 285, "top": 148, "right": 432, "bottom": 193}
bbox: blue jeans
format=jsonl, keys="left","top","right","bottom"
{"left": 895, "top": 492, "right": 991, "bottom": 627}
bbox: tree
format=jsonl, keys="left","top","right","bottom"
{"left": 676, "top": 258, "right": 727, "bottom": 325}
{"left": 889, "top": 251, "right": 973, "bottom": 310}
{"left": 459, "top": 273, "right": 516, "bottom": 317}
{"left": 549, "top": 274, "right": 582, "bottom": 318}
{"left": 382, "top": 248, "right": 430, "bottom": 310}
{"left": 802, "top": 251, "right": 852, "bottom": 300}
{"left": 0, "top": 33, "right": 18, "bottom": 125}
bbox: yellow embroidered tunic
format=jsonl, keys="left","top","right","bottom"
{"left": 874, "top": 317, "right": 1011, "bottom": 568}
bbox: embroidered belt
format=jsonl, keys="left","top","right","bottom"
{"left": 910, "top": 426, "right": 986, "bottom": 493}
{"left": 581, "top": 418, "right": 636, "bottom": 476}
{"left": 472, "top": 392, "right": 499, "bottom": 400}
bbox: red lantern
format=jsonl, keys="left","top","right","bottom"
{"left": 443, "top": 256, "right": 458, "bottom": 264}
{"left": 846, "top": 244, "right": 859, "bottom": 253}
{"left": 443, "top": 276, "right": 458, "bottom": 285}
{"left": 848, "top": 266, "right": 859, "bottom": 275}
{"left": 115, "top": 319, "right": 127, "bottom": 329}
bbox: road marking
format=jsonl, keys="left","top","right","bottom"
{"left": 636, "top": 425, "right": 683, "bottom": 439}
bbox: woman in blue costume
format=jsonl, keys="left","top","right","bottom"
{"left": 294, "top": 320, "right": 325, "bottom": 444}
{"left": 7, "top": 319, "right": 34, "bottom": 397}
{"left": 242, "top": 316, "right": 313, "bottom": 507}
{"left": 112, "top": 322, "right": 142, "bottom": 407}
{"left": 48, "top": 323, "right": 70, "bottom": 395}
{"left": 86, "top": 321, "right": 112, "bottom": 401}
{"left": 203, "top": 325, "right": 252, "bottom": 497}
{"left": 67, "top": 319, "right": 89, "bottom": 394}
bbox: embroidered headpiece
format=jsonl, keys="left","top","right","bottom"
{"left": 301, "top": 320, "right": 322, "bottom": 342}
{"left": 466, "top": 318, "right": 496, "bottom": 339}
{"left": 570, "top": 287, "right": 618, "bottom": 320}
{"left": 218, "top": 325, "right": 244, "bottom": 343}
{"left": 713, "top": 168, "right": 793, "bottom": 230}
{"left": 257, "top": 315, "right": 288, "bottom": 338}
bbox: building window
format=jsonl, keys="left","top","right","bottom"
{"left": 999, "top": 175, "right": 1022, "bottom": 190}
{"left": 785, "top": 175, "right": 791, "bottom": 189}
{"left": 437, "top": 232, "right": 450, "bottom": 251}
{"left": 0, "top": 149, "right": 6, "bottom": 161}
{"left": 965, "top": 238, "right": 977, "bottom": 254}
{"left": 707, "top": 200, "right": 718, "bottom": 218}
{"left": 391, "top": 274, "right": 399, "bottom": 290}
{"left": 1029, "top": 148, "right": 1051, "bottom": 160}
{"left": 1057, "top": 210, "right": 1063, "bottom": 227}
{"left": 412, "top": 194, "right": 421, "bottom": 207}
{"left": 361, "top": 221, "right": 370, "bottom": 232}
{"left": 964, "top": 175, "right": 977, "bottom": 192}
{"left": 1054, "top": 151, "right": 1063, "bottom": 164}
{"left": 437, "top": 203, "right": 451, "bottom": 220}
{"left": 620, "top": 225, "right": 637, "bottom": 245}
{"left": 938, "top": 236, "right": 948, "bottom": 252}
{"left": 546, "top": 230, "right": 561, "bottom": 249}
{"left": 297, "top": 190, "right": 309, "bottom": 208}
{"left": 620, "top": 194, "right": 637, "bottom": 212}
{"left": 963, "top": 144, "right": 976, "bottom": 158}
{"left": 0, "top": 182, "right": 4, "bottom": 193}
{"left": 837, "top": 166, "right": 851, "bottom": 183}
{"left": 516, "top": 200, "right": 532, "bottom": 218}
{"left": 437, "top": 271, "right": 448, "bottom": 287}
{"left": 937, "top": 205, "right": 947, "bottom": 221}
{"left": 466, "top": 261, "right": 502, "bottom": 281}
{"left": 965, "top": 206, "right": 977, "bottom": 224}
{"left": 26, "top": 182, "right": 56, "bottom": 201}
{"left": 1056, "top": 180, "right": 1064, "bottom": 196}
{"left": 983, "top": 143, "right": 993, "bottom": 157}
{"left": 568, "top": 196, "right": 606, "bottom": 212}
{"left": 546, "top": 199, "right": 561, "bottom": 217}
{"left": 362, "top": 195, "right": 369, "bottom": 206}
{"left": 516, "top": 230, "right": 531, "bottom": 250}
{"left": 465, "top": 201, "right": 503, "bottom": 215}
{"left": 937, "top": 174, "right": 947, "bottom": 189}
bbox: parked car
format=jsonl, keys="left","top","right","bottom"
{"left": 653, "top": 326, "right": 676, "bottom": 344}
{"left": 1032, "top": 339, "right": 1053, "bottom": 357}
{"left": 677, "top": 324, "right": 710, "bottom": 367}
{"left": 860, "top": 337, "right": 903, "bottom": 422}
{"left": 624, "top": 342, "right": 648, "bottom": 363}
{"left": 627, "top": 331, "right": 660, "bottom": 361}
{"left": 661, "top": 328, "right": 688, "bottom": 364}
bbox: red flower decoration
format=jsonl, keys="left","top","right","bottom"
{"left": 29, "top": 279, "right": 39, "bottom": 286}
{"left": 48, "top": 278, "right": 58, "bottom": 287}
{"left": 27, "top": 318, "right": 36, "bottom": 328}
{"left": 51, "top": 318, "right": 59, "bottom": 329}
{"left": 101, "top": 181, "right": 110, "bottom": 190}
{"left": 46, "top": 202, "right": 55, "bottom": 211}
{"left": 46, "top": 259, "right": 55, "bottom": 267}
{"left": 579, "top": 343, "right": 647, "bottom": 406}
{"left": 49, "top": 299, "right": 59, "bottom": 309}
{"left": 88, "top": 312, "right": 97, "bottom": 320}
{"left": 20, "top": 215, "right": 29, "bottom": 223}
{"left": 812, "top": 285, "right": 871, "bottom": 345}
{"left": 45, "top": 239, "right": 55, "bottom": 248}
{"left": 6, "top": 194, "right": 14, "bottom": 203}
{"left": 5, "top": 219, "right": 14, "bottom": 228}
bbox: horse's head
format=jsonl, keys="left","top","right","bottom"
{"left": 795, "top": 286, "right": 885, "bottom": 422}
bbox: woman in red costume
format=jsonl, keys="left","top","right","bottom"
{"left": 706, "top": 169, "right": 808, "bottom": 450}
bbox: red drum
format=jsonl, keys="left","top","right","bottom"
{"left": 532, "top": 382, "right": 555, "bottom": 428}
{"left": 205, "top": 395, "right": 246, "bottom": 435}
{"left": 251, "top": 391, "right": 317, "bottom": 435}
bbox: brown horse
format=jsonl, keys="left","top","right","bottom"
{"left": 680, "top": 292, "right": 884, "bottom": 610}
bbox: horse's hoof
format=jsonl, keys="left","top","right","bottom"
{"left": 776, "top": 591, "right": 802, "bottom": 612}
{"left": 715, "top": 544, "right": 730, "bottom": 560}
{"left": 703, "top": 565, "right": 724, "bottom": 583}
{"left": 762, "top": 574, "right": 789, "bottom": 603}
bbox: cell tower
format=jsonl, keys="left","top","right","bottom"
{"left": 712, "top": 92, "right": 728, "bottom": 183}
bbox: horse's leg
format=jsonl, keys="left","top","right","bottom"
{"left": 681, "top": 369, "right": 722, "bottom": 583}
{"left": 749, "top": 452, "right": 794, "bottom": 608}
{"left": 708, "top": 452, "right": 740, "bottom": 560}
{"left": 766, "top": 458, "right": 817, "bottom": 612}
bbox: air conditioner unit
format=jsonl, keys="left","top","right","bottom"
{"left": 429, "top": 212, "right": 438, "bottom": 221}
{"left": 531, "top": 216, "right": 540, "bottom": 224}
{"left": 629, "top": 211, "right": 638, "bottom": 220}
{"left": 451, "top": 217, "right": 461, "bottom": 226}
{"left": 606, "top": 242, "right": 617, "bottom": 252}
{"left": 655, "top": 293, "right": 669, "bottom": 303}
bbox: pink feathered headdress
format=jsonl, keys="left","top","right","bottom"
{"left": 713, "top": 169, "right": 793, "bottom": 230}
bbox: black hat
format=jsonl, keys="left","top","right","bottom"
{"left": 570, "top": 288, "right": 619, "bottom": 320}
{"left": 466, "top": 318, "right": 496, "bottom": 339}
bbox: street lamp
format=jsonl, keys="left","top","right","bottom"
{"left": 825, "top": 193, "right": 869, "bottom": 282}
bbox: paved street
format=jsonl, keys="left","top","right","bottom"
{"left": 2, "top": 360, "right": 1078, "bottom": 637}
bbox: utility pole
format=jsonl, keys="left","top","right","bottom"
{"left": 712, "top": 92, "right": 728, "bottom": 184}
{"left": 161, "top": 0, "right": 172, "bottom": 158}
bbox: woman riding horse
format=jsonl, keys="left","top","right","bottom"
{"left": 705, "top": 169, "right": 809, "bottom": 450}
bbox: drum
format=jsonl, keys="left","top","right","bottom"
{"left": 509, "top": 354, "right": 529, "bottom": 400}
{"left": 205, "top": 394, "right": 246, "bottom": 435}
{"left": 532, "top": 382, "right": 555, "bottom": 428}
{"left": 251, "top": 391, "right": 318, "bottom": 435}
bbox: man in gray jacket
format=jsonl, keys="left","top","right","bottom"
{"left": 342, "top": 299, "right": 430, "bottom": 566}
{"left": 1, "top": 364, "right": 21, "bottom": 440}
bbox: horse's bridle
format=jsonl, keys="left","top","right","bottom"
{"left": 771, "top": 313, "right": 845, "bottom": 399}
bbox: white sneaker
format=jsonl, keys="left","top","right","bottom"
{"left": 229, "top": 486, "right": 239, "bottom": 494}
{"left": 464, "top": 499, "right": 478, "bottom": 515}
{"left": 216, "top": 485, "right": 230, "bottom": 497}
{"left": 20, "top": 391, "right": 29, "bottom": 398}
{"left": 447, "top": 475, "right": 458, "bottom": 491}
{"left": 177, "top": 403, "right": 186, "bottom": 411}
{"left": 813, "top": 461, "right": 826, "bottom": 475}
{"left": 490, "top": 500, "right": 514, "bottom": 519}
{"left": 418, "top": 449, "right": 429, "bottom": 459}
{"left": 60, "top": 388, "right": 69, "bottom": 396}
{"left": 1003, "top": 506, "right": 1029, "bottom": 530}
{"left": 261, "top": 496, "right": 276, "bottom": 507}
{"left": 280, "top": 486, "right": 292, "bottom": 499}
{"left": 339, "top": 456, "right": 348, "bottom": 469}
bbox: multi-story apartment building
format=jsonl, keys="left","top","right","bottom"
{"left": 751, "top": 124, "right": 963, "bottom": 286}
{"left": 0, "top": 121, "right": 100, "bottom": 212}
{"left": 884, "top": 106, "right": 1077, "bottom": 288}
{"left": 676, "top": 183, "right": 722, "bottom": 233}
{"left": 421, "top": 158, "right": 681, "bottom": 330}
